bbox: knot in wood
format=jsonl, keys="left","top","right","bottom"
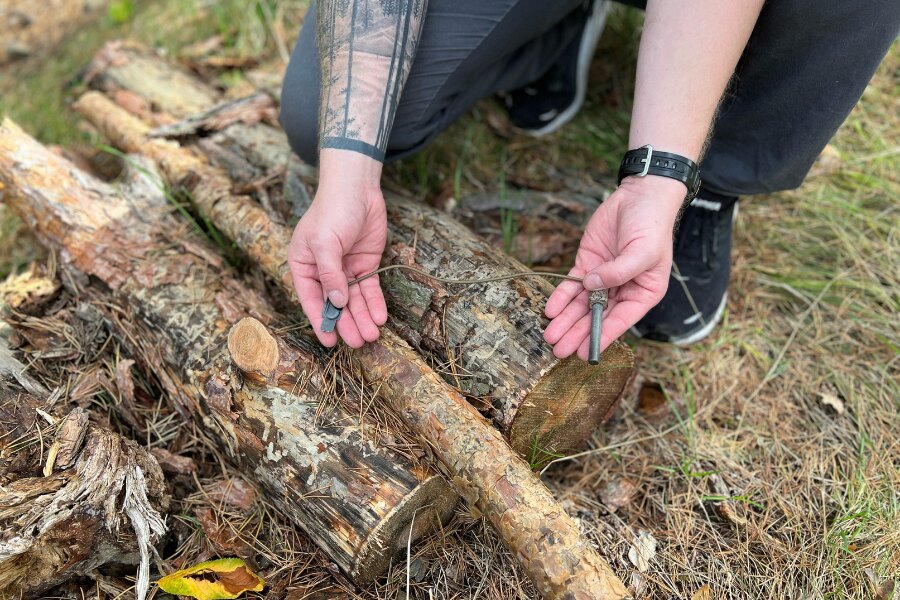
{"left": 227, "top": 317, "right": 279, "bottom": 379}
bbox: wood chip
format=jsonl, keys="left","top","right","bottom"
{"left": 53, "top": 407, "right": 90, "bottom": 470}
{"left": 150, "top": 447, "right": 197, "bottom": 475}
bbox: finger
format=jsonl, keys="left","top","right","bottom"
{"left": 583, "top": 247, "right": 656, "bottom": 290}
{"left": 551, "top": 312, "right": 592, "bottom": 359}
{"left": 543, "top": 289, "right": 589, "bottom": 345}
{"left": 545, "top": 267, "right": 586, "bottom": 318}
{"left": 599, "top": 298, "right": 653, "bottom": 349}
{"left": 358, "top": 275, "right": 388, "bottom": 326}
{"left": 335, "top": 304, "right": 366, "bottom": 348}
{"left": 289, "top": 264, "right": 338, "bottom": 346}
{"left": 346, "top": 279, "right": 380, "bottom": 343}
{"left": 312, "top": 237, "right": 350, "bottom": 308}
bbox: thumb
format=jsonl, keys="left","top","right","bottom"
{"left": 582, "top": 247, "right": 655, "bottom": 290}
{"left": 314, "top": 246, "right": 350, "bottom": 308}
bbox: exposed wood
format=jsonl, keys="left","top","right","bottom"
{"left": 0, "top": 119, "right": 455, "bottom": 584}
{"left": 0, "top": 379, "right": 168, "bottom": 599}
{"left": 227, "top": 317, "right": 280, "bottom": 381}
{"left": 79, "top": 46, "right": 634, "bottom": 456}
{"left": 69, "top": 97, "right": 630, "bottom": 598}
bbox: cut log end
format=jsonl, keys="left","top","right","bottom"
{"left": 353, "top": 473, "right": 456, "bottom": 582}
{"left": 228, "top": 317, "right": 279, "bottom": 380}
{"left": 509, "top": 344, "right": 635, "bottom": 456}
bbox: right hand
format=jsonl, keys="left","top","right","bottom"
{"left": 543, "top": 175, "right": 685, "bottom": 360}
{"left": 288, "top": 150, "right": 389, "bottom": 348}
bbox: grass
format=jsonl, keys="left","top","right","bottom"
{"left": 1, "top": 2, "right": 898, "bottom": 599}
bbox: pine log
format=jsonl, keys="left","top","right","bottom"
{"left": 0, "top": 119, "right": 455, "bottom": 584}
{"left": 71, "top": 96, "right": 630, "bottom": 599}
{"left": 0, "top": 373, "right": 168, "bottom": 598}
{"left": 81, "top": 44, "right": 634, "bottom": 455}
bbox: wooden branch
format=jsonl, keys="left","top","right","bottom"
{"left": 80, "top": 43, "right": 634, "bottom": 456}
{"left": 70, "top": 96, "right": 631, "bottom": 598}
{"left": 0, "top": 119, "right": 455, "bottom": 584}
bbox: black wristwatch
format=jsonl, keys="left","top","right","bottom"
{"left": 617, "top": 145, "right": 701, "bottom": 202}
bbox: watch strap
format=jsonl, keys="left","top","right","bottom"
{"left": 617, "top": 145, "right": 701, "bottom": 201}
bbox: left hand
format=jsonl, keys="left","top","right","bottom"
{"left": 543, "top": 175, "right": 686, "bottom": 360}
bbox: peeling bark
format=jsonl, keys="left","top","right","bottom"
{"left": 66, "top": 97, "right": 630, "bottom": 598}
{"left": 0, "top": 119, "right": 455, "bottom": 584}
{"left": 77, "top": 45, "right": 634, "bottom": 455}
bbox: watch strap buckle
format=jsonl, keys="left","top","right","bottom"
{"left": 637, "top": 145, "right": 653, "bottom": 177}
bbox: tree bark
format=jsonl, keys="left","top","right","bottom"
{"left": 0, "top": 351, "right": 168, "bottom": 598}
{"left": 69, "top": 97, "right": 631, "bottom": 599}
{"left": 81, "top": 44, "right": 634, "bottom": 456}
{"left": 0, "top": 119, "right": 455, "bottom": 584}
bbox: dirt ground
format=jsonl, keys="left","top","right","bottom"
{"left": 0, "top": 1, "right": 897, "bottom": 599}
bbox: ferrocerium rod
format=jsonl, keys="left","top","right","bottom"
{"left": 588, "top": 289, "right": 608, "bottom": 366}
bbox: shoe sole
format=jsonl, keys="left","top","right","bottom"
{"left": 667, "top": 291, "right": 728, "bottom": 346}
{"left": 627, "top": 292, "right": 728, "bottom": 346}
{"left": 523, "top": 0, "right": 610, "bottom": 138}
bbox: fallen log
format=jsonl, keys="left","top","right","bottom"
{"left": 0, "top": 120, "right": 455, "bottom": 584}
{"left": 72, "top": 95, "right": 631, "bottom": 598}
{"left": 82, "top": 42, "right": 634, "bottom": 455}
{"left": 0, "top": 341, "right": 168, "bottom": 598}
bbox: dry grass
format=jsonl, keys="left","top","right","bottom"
{"left": 0, "top": 2, "right": 897, "bottom": 599}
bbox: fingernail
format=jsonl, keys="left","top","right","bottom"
{"left": 584, "top": 273, "right": 603, "bottom": 289}
{"left": 328, "top": 290, "right": 346, "bottom": 307}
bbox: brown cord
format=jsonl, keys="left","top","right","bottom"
{"left": 347, "top": 264, "right": 583, "bottom": 287}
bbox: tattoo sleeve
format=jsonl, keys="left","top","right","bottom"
{"left": 317, "top": 0, "right": 428, "bottom": 162}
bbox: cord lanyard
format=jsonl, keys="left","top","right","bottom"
{"left": 319, "top": 265, "right": 609, "bottom": 365}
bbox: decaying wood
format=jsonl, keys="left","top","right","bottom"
{"left": 0, "top": 377, "right": 168, "bottom": 599}
{"left": 69, "top": 97, "right": 630, "bottom": 598}
{"left": 0, "top": 119, "right": 455, "bottom": 584}
{"left": 79, "top": 44, "right": 634, "bottom": 455}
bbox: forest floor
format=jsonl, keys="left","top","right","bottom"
{"left": 1, "top": 1, "right": 897, "bottom": 599}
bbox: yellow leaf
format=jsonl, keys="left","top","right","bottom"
{"left": 157, "top": 558, "right": 265, "bottom": 600}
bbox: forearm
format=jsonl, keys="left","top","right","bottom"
{"left": 317, "top": 0, "right": 428, "bottom": 166}
{"left": 629, "top": 0, "right": 764, "bottom": 164}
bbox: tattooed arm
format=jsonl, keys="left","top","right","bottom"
{"left": 318, "top": 0, "right": 428, "bottom": 161}
{"left": 288, "top": 0, "right": 428, "bottom": 347}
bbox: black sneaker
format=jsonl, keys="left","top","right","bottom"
{"left": 503, "top": 0, "right": 610, "bottom": 136}
{"left": 632, "top": 193, "right": 738, "bottom": 345}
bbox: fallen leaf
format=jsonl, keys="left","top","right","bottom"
{"left": 627, "top": 530, "right": 657, "bottom": 572}
{"left": 629, "top": 572, "right": 646, "bottom": 597}
{"left": 157, "top": 558, "right": 264, "bottom": 599}
{"left": 692, "top": 584, "right": 714, "bottom": 600}
{"left": 194, "top": 508, "right": 256, "bottom": 562}
{"left": 599, "top": 477, "right": 636, "bottom": 513}
{"left": 819, "top": 391, "right": 845, "bottom": 414}
{"left": 875, "top": 579, "right": 895, "bottom": 600}
{"left": 206, "top": 478, "right": 258, "bottom": 511}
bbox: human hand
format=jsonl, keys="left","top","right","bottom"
{"left": 543, "top": 175, "right": 686, "bottom": 360}
{"left": 287, "top": 149, "right": 388, "bottom": 348}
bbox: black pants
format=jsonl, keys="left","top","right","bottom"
{"left": 280, "top": 0, "right": 898, "bottom": 196}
